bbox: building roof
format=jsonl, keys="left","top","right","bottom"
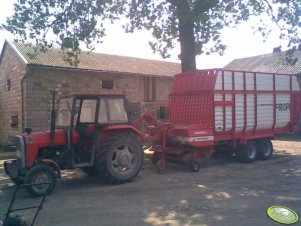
{"left": 1, "top": 40, "right": 181, "bottom": 77}
{"left": 224, "top": 50, "right": 301, "bottom": 74}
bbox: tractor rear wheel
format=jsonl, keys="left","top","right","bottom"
{"left": 257, "top": 139, "right": 273, "bottom": 160}
{"left": 236, "top": 141, "right": 257, "bottom": 163}
{"left": 25, "top": 164, "right": 57, "bottom": 197}
{"left": 95, "top": 133, "right": 143, "bottom": 184}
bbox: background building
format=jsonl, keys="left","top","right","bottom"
{"left": 0, "top": 40, "right": 180, "bottom": 142}
{"left": 224, "top": 49, "right": 301, "bottom": 75}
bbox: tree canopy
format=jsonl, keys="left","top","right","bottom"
{"left": 2, "top": 0, "right": 301, "bottom": 71}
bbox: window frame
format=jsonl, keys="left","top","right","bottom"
{"left": 98, "top": 97, "right": 129, "bottom": 124}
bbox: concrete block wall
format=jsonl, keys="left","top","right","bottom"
{"left": 0, "top": 44, "right": 26, "bottom": 142}
{"left": 24, "top": 67, "right": 173, "bottom": 132}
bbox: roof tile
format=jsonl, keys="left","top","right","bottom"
{"left": 12, "top": 41, "right": 181, "bottom": 77}
{"left": 224, "top": 51, "right": 301, "bottom": 74}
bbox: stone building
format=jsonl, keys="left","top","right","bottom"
{"left": 0, "top": 40, "right": 180, "bottom": 142}
{"left": 224, "top": 49, "right": 301, "bottom": 75}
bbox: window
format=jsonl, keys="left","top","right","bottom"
{"left": 98, "top": 99, "right": 108, "bottom": 123}
{"left": 56, "top": 97, "right": 73, "bottom": 127}
{"left": 102, "top": 80, "right": 113, "bottom": 89}
{"left": 79, "top": 99, "right": 97, "bottom": 123}
{"left": 108, "top": 98, "right": 128, "bottom": 122}
{"left": 7, "top": 79, "right": 11, "bottom": 91}
{"left": 98, "top": 98, "right": 128, "bottom": 124}
{"left": 11, "top": 115, "right": 18, "bottom": 128}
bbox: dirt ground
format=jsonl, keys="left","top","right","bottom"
{"left": 0, "top": 134, "right": 300, "bottom": 226}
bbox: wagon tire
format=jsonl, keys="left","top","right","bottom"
{"left": 25, "top": 164, "right": 57, "bottom": 197}
{"left": 236, "top": 141, "right": 257, "bottom": 163}
{"left": 188, "top": 160, "right": 200, "bottom": 172}
{"left": 257, "top": 139, "right": 273, "bottom": 160}
{"left": 95, "top": 133, "right": 143, "bottom": 184}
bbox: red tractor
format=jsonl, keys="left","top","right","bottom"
{"left": 4, "top": 94, "right": 144, "bottom": 197}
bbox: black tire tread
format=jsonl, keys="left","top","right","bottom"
{"left": 95, "top": 132, "right": 143, "bottom": 184}
{"left": 236, "top": 141, "right": 257, "bottom": 163}
{"left": 257, "top": 139, "right": 273, "bottom": 160}
{"left": 24, "top": 164, "right": 57, "bottom": 197}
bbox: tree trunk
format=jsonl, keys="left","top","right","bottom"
{"left": 175, "top": 0, "right": 197, "bottom": 72}
{"left": 178, "top": 18, "right": 196, "bottom": 72}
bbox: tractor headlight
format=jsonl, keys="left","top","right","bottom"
{"left": 16, "top": 149, "right": 21, "bottom": 159}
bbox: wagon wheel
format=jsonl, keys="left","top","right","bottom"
{"left": 257, "top": 139, "right": 273, "bottom": 160}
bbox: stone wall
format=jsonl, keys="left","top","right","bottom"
{"left": 0, "top": 43, "right": 175, "bottom": 142}
{"left": 0, "top": 44, "right": 26, "bottom": 142}
{"left": 24, "top": 67, "right": 173, "bottom": 132}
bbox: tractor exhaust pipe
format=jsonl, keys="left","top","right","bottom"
{"left": 50, "top": 91, "right": 56, "bottom": 146}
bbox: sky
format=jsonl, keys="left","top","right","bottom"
{"left": 0, "top": 1, "right": 285, "bottom": 69}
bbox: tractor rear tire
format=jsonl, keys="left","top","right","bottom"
{"left": 24, "top": 164, "right": 57, "bottom": 197}
{"left": 257, "top": 139, "right": 273, "bottom": 160}
{"left": 236, "top": 141, "right": 257, "bottom": 163}
{"left": 95, "top": 133, "right": 143, "bottom": 184}
{"left": 81, "top": 166, "right": 99, "bottom": 176}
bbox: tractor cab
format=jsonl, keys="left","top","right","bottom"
{"left": 56, "top": 94, "right": 129, "bottom": 168}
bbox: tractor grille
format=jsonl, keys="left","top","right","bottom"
{"left": 7, "top": 136, "right": 24, "bottom": 160}
{"left": 7, "top": 136, "right": 19, "bottom": 151}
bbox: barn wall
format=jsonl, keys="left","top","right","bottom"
{"left": 0, "top": 44, "right": 26, "bottom": 142}
{"left": 24, "top": 67, "right": 173, "bottom": 131}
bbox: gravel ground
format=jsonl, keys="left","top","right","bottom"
{"left": 0, "top": 134, "right": 300, "bottom": 226}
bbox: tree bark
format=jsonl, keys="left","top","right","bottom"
{"left": 178, "top": 18, "right": 196, "bottom": 72}
{"left": 175, "top": 0, "right": 197, "bottom": 72}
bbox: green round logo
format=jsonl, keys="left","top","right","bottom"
{"left": 267, "top": 206, "right": 299, "bottom": 225}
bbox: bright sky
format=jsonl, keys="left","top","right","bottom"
{"left": 0, "top": 1, "right": 285, "bottom": 69}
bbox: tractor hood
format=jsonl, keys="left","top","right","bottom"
{"left": 22, "top": 129, "right": 67, "bottom": 167}
{"left": 23, "top": 129, "right": 67, "bottom": 146}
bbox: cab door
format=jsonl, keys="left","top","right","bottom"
{"left": 71, "top": 97, "right": 99, "bottom": 167}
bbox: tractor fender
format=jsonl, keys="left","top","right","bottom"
{"left": 41, "top": 159, "right": 61, "bottom": 179}
{"left": 103, "top": 125, "right": 143, "bottom": 138}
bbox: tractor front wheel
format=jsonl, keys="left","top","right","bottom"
{"left": 24, "top": 164, "right": 57, "bottom": 197}
{"left": 95, "top": 133, "right": 143, "bottom": 184}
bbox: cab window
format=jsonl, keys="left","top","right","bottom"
{"left": 108, "top": 98, "right": 128, "bottom": 122}
{"left": 98, "top": 99, "right": 109, "bottom": 123}
{"left": 79, "top": 99, "right": 97, "bottom": 123}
